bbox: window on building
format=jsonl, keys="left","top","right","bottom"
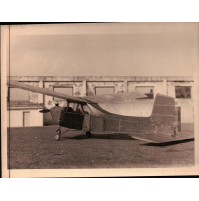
{"left": 53, "top": 87, "right": 73, "bottom": 101}
{"left": 135, "top": 86, "right": 154, "bottom": 99}
{"left": 175, "top": 86, "right": 191, "bottom": 98}
{"left": 95, "top": 87, "right": 114, "bottom": 95}
{"left": 9, "top": 88, "right": 29, "bottom": 101}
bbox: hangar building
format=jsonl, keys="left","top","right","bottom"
{"left": 8, "top": 76, "right": 194, "bottom": 127}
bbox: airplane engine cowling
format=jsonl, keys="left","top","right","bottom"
{"left": 50, "top": 106, "right": 63, "bottom": 124}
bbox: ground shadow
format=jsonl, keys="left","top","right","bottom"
{"left": 60, "top": 133, "right": 137, "bottom": 141}
{"left": 141, "top": 138, "right": 194, "bottom": 147}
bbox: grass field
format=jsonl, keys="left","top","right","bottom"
{"left": 8, "top": 124, "right": 194, "bottom": 169}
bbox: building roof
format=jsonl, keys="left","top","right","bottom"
{"left": 9, "top": 76, "right": 194, "bottom": 82}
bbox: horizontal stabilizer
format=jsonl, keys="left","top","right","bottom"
{"left": 129, "top": 132, "right": 194, "bottom": 143}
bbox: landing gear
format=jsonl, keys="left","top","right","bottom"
{"left": 55, "top": 134, "right": 60, "bottom": 141}
{"left": 55, "top": 128, "right": 61, "bottom": 141}
{"left": 54, "top": 127, "right": 70, "bottom": 141}
{"left": 86, "top": 131, "right": 92, "bottom": 138}
{"left": 54, "top": 127, "right": 92, "bottom": 140}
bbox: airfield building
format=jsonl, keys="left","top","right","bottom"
{"left": 7, "top": 76, "right": 194, "bottom": 127}
{"left": 7, "top": 100, "right": 43, "bottom": 127}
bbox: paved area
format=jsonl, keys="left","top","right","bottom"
{"left": 8, "top": 124, "right": 194, "bottom": 169}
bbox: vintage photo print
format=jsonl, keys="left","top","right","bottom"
{"left": 1, "top": 23, "right": 199, "bottom": 177}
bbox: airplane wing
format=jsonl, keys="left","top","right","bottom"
{"left": 83, "top": 92, "right": 147, "bottom": 103}
{"left": 8, "top": 80, "right": 87, "bottom": 104}
{"left": 8, "top": 80, "right": 147, "bottom": 104}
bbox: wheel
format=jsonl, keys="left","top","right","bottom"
{"left": 55, "top": 134, "right": 60, "bottom": 141}
{"left": 86, "top": 131, "right": 92, "bottom": 138}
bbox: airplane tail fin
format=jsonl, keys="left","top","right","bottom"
{"left": 150, "top": 93, "right": 180, "bottom": 138}
{"left": 151, "top": 93, "right": 177, "bottom": 127}
{"left": 129, "top": 94, "right": 181, "bottom": 143}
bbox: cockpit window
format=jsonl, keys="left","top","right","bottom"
{"left": 63, "top": 102, "right": 90, "bottom": 115}
{"left": 83, "top": 105, "right": 91, "bottom": 114}
{"left": 75, "top": 103, "right": 84, "bottom": 114}
{"left": 63, "top": 102, "right": 84, "bottom": 114}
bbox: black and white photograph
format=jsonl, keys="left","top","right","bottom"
{"left": 1, "top": 23, "right": 199, "bottom": 177}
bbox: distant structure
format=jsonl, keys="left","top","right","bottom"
{"left": 8, "top": 76, "right": 194, "bottom": 127}
{"left": 7, "top": 100, "right": 43, "bottom": 127}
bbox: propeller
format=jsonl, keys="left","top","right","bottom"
{"left": 39, "top": 108, "right": 51, "bottom": 113}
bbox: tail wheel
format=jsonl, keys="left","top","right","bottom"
{"left": 86, "top": 131, "right": 92, "bottom": 138}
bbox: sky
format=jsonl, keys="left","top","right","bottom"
{"left": 9, "top": 23, "right": 198, "bottom": 77}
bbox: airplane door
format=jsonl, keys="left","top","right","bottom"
{"left": 59, "top": 111, "right": 84, "bottom": 130}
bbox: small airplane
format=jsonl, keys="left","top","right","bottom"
{"left": 8, "top": 80, "right": 181, "bottom": 143}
